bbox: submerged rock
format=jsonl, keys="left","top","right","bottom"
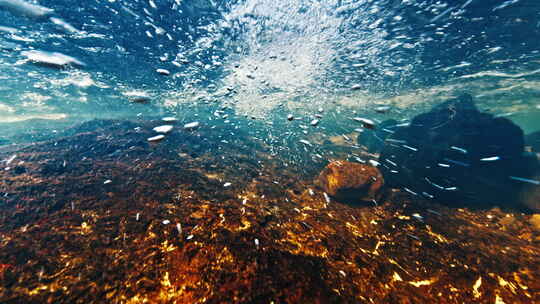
{"left": 316, "top": 161, "right": 384, "bottom": 203}
{"left": 379, "top": 94, "right": 538, "bottom": 210}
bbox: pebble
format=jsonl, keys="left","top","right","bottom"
{"left": 162, "top": 220, "right": 170, "bottom": 225}
{"left": 153, "top": 125, "right": 174, "bottom": 134}
{"left": 351, "top": 84, "right": 362, "bottom": 90}
{"left": 287, "top": 114, "right": 294, "bottom": 121}
{"left": 136, "top": 213, "right": 140, "bottom": 221}
{"left": 156, "top": 68, "right": 171, "bottom": 76}
{"left": 186, "top": 234, "right": 194, "bottom": 240}
{"left": 147, "top": 135, "right": 165, "bottom": 142}
{"left": 183, "top": 121, "right": 200, "bottom": 130}
{"left": 310, "top": 119, "right": 319, "bottom": 126}
{"left": 223, "top": 182, "right": 232, "bottom": 187}
{"left": 103, "top": 179, "right": 112, "bottom": 184}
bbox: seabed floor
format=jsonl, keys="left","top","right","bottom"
{"left": 0, "top": 120, "right": 538, "bottom": 303}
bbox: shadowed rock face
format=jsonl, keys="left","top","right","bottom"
{"left": 379, "top": 94, "right": 538, "bottom": 210}
{"left": 316, "top": 161, "right": 384, "bottom": 204}
{"left": 526, "top": 130, "right": 540, "bottom": 153}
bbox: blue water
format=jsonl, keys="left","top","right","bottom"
{"left": 0, "top": 0, "right": 539, "bottom": 121}
{"left": 1, "top": 0, "right": 540, "bottom": 181}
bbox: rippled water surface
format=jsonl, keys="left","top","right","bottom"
{"left": 0, "top": 0, "right": 538, "bottom": 127}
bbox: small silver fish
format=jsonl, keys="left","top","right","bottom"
{"left": 480, "top": 156, "right": 500, "bottom": 162}
{"left": 404, "top": 187, "right": 418, "bottom": 195}
{"left": 509, "top": 176, "right": 540, "bottom": 185}
{"left": 450, "top": 146, "right": 468, "bottom": 154}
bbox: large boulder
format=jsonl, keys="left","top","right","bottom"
{"left": 378, "top": 94, "right": 538, "bottom": 210}
{"left": 316, "top": 161, "right": 384, "bottom": 203}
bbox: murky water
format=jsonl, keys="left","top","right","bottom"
{"left": 0, "top": 0, "right": 539, "bottom": 303}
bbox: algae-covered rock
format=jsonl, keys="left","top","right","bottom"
{"left": 316, "top": 160, "right": 384, "bottom": 203}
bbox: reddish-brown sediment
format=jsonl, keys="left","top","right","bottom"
{"left": 0, "top": 120, "right": 538, "bottom": 303}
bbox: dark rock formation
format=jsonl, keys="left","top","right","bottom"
{"left": 316, "top": 161, "right": 384, "bottom": 204}
{"left": 379, "top": 94, "right": 538, "bottom": 210}
{"left": 526, "top": 130, "right": 540, "bottom": 153}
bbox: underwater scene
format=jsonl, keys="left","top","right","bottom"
{"left": 0, "top": 0, "right": 540, "bottom": 303}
